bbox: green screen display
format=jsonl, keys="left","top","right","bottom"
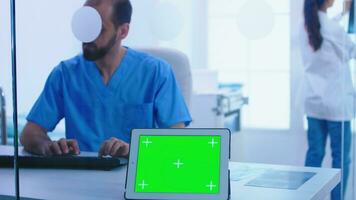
{"left": 135, "top": 135, "right": 221, "bottom": 194}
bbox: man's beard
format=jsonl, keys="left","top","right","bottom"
{"left": 82, "top": 33, "right": 117, "bottom": 61}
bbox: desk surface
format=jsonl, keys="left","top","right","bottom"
{"left": 0, "top": 147, "right": 340, "bottom": 200}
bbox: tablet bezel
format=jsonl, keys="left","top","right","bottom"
{"left": 124, "top": 128, "right": 230, "bottom": 200}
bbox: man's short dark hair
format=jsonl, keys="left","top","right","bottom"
{"left": 112, "top": 0, "right": 132, "bottom": 27}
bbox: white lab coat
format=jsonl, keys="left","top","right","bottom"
{"left": 299, "top": 11, "right": 355, "bottom": 121}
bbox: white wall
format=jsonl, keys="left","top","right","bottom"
{"left": 126, "top": 0, "right": 207, "bottom": 68}
{"left": 208, "top": 0, "right": 291, "bottom": 129}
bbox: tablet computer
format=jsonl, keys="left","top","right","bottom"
{"left": 125, "top": 129, "right": 231, "bottom": 200}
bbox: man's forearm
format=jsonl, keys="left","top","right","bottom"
{"left": 20, "top": 123, "right": 51, "bottom": 155}
{"left": 170, "top": 123, "right": 185, "bottom": 128}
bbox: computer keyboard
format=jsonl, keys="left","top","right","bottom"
{"left": 0, "top": 154, "right": 127, "bottom": 171}
{"left": 0, "top": 195, "right": 40, "bottom": 200}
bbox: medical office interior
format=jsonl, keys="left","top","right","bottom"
{"left": 0, "top": 0, "right": 356, "bottom": 200}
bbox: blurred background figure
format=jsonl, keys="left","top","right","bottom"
{"left": 300, "top": 0, "right": 355, "bottom": 199}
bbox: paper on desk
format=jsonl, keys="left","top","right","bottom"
{"left": 229, "top": 164, "right": 270, "bottom": 182}
{"left": 245, "top": 170, "right": 316, "bottom": 190}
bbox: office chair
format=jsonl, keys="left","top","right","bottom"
{"left": 136, "top": 48, "right": 193, "bottom": 109}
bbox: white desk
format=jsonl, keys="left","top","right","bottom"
{"left": 0, "top": 148, "right": 340, "bottom": 200}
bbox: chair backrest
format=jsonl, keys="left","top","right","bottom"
{"left": 136, "top": 48, "right": 192, "bottom": 109}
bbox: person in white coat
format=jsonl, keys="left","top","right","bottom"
{"left": 300, "top": 0, "right": 354, "bottom": 199}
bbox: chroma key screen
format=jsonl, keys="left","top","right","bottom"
{"left": 135, "top": 135, "right": 221, "bottom": 194}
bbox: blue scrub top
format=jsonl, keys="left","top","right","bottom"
{"left": 27, "top": 48, "right": 192, "bottom": 152}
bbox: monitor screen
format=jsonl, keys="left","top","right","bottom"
{"left": 134, "top": 135, "right": 221, "bottom": 194}
{"left": 349, "top": 0, "right": 355, "bottom": 33}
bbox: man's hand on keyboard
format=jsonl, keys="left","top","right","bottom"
{"left": 41, "top": 139, "right": 80, "bottom": 156}
{"left": 98, "top": 137, "right": 129, "bottom": 158}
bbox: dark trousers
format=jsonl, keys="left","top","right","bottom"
{"left": 305, "top": 117, "right": 351, "bottom": 200}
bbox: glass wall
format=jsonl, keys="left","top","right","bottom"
{"left": 334, "top": 1, "right": 356, "bottom": 199}
{"left": 16, "top": 0, "right": 83, "bottom": 137}
{"left": 348, "top": 0, "right": 356, "bottom": 199}
{"left": 8, "top": 0, "right": 84, "bottom": 199}
{"left": 0, "top": 0, "right": 15, "bottom": 198}
{"left": 0, "top": 0, "right": 354, "bottom": 199}
{"left": 302, "top": 0, "right": 355, "bottom": 199}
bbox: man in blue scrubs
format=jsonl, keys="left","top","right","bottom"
{"left": 20, "top": 0, "right": 191, "bottom": 158}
